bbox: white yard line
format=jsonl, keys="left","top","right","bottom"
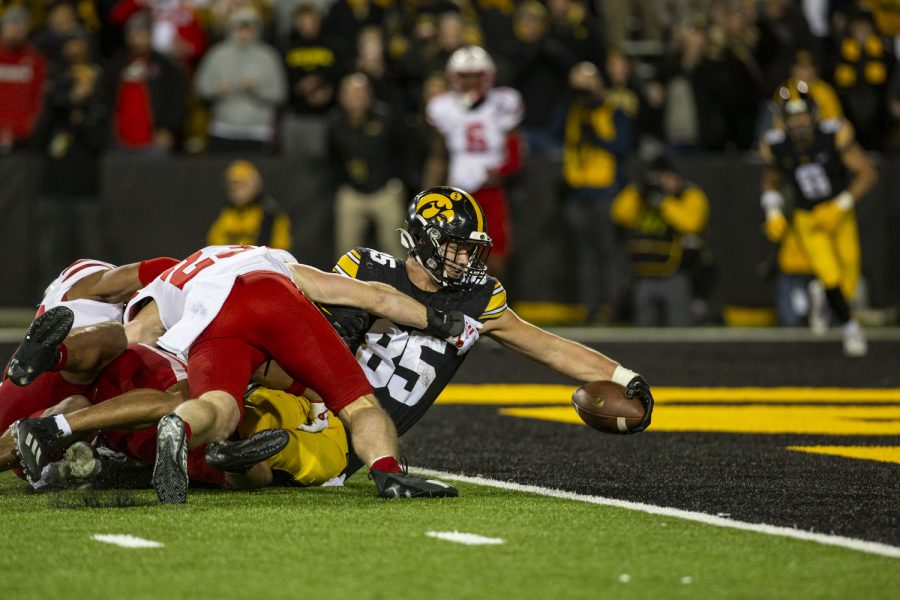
{"left": 90, "top": 534, "right": 163, "bottom": 549}
{"left": 425, "top": 531, "right": 505, "bottom": 546}
{"left": 411, "top": 468, "right": 900, "bottom": 560}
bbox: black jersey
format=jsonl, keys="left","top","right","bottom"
{"left": 762, "top": 119, "right": 853, "bottom": 210}
{"left": 327, "top": 247, "right": 507, "bottom": 438}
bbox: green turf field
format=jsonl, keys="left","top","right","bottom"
{"left": 1, "top": 471, "right": 896, "bottom": 600}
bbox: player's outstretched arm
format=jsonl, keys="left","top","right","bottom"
{"left": 482, "top": 308, "right": 622, "bottom": 382}
{"left": 68, "top": 257, "right": 179, "bottom": 304}
{"left": 483, "top": 309, "right": 654, "bottom": 431}
{"left": 290, "top": 263, "right": 468, "bottom": 342}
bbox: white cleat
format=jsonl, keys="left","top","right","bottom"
{"left": 842, "top": 321, "right": 868, "bottom": 357}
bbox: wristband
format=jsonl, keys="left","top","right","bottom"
{"left": 760, "top": 190, "right": 784, "bottom": 211}
{"left": 611, "top": 365, "right": 638, "bottom": 388}
{"left": 834, "top": 190, "right": 854, "bottom": 211}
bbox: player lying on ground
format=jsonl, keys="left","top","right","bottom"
{"left": 6, "top": 246, "right": 476, "bottom": 502}
{"left": 3, "top": 343, "right": 287, "bottom": 488}
{"left": 325, "top": 186, "right": 655, "bottom": 478}
{"left": 0, "top": 257, "right": 180, "bottom": 436}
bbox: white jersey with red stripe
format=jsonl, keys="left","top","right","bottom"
{"left": 426, "top": 87, "right": 523, "bottom": 192}
{"left": 125, "top": 245, "right": 297, "bottom": 358}
{"left": 38, "top": 259, "right": 123, "bottom": 328}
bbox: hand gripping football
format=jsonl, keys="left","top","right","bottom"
{"left": 571, "top": 381, "right": 646, "bottom": 434}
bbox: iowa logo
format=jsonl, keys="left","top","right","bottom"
{"left": 416, "top": 192, "right": 465, "bottom": 222}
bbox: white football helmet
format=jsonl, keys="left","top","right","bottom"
{"left": 446, "top": 46, "right": 495, "bottom": 107}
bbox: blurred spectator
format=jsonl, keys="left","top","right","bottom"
{"left": 32, "top": 28, "right": 108, "bottom": 283}
{"left": 104, "top": 12, "right": 186, "bottom": 155}
{"left": 424, "top": 46, "right": 523, "bottom": 279}
{"left": 207, "top": 159, "right": 293, "bottom": 250}
{"left": 782, "top": 50, "right": 842, "bottom": 120}
{"left": 355, "top": 25, "right": 406, "bottom": 115}
{"left": 275, "top": 0, "right": 336, "bottom": 40}
{"left": 562, "top": 62, "right": 633, "bottom": 323}
{"left": 833, "top": 8, "right": 892, "bottom": 149}
{"left": 505, "top": 1, "right": 572, "bottom": 157}
{"left": 34, "top": 1, "right": 83, "bottom": 64}
{"left": 195, "top": 8, "right": 287, "bottom": 153}
{"left": 604, "top": 48, "right": 663, "bottom": 145}
{"left": 0, "top": 6, "right": 47, "bottom": 153}
{"left": 325, "top": 0, "right": 387, "bottom": 63}
{"left": 658, "top": 19, "right": 717, "bottom": 152}
{"left": 471, "top": 0, "right": 516, "bottom": 60}
{"left": 604, "top": 0, "right": 661, "bottom": 49}
{"left": 545, "top": 0, "right": 603, "bottom": 65}
{"left": 755, "top": 0, "right": 815, "bottom": 94}
{"left": 106, "top": 0, "right": 207, "bottom": 69}
{"left": 282, "top": 2, "right": 340, "bottom": 116}
{"left": 611, "top": 156, "right": 711, "bottom": 326}
{"left": 702, "top": 1, "right": 766, "bottom": 150}
{"left": 328, "top": 73, "right": 405, "bottom": 258}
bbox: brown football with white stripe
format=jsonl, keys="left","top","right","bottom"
{"left": 571, "top": 381, "right": 645, "bottom": 434}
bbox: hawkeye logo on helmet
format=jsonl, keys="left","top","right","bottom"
{"left": 416, "top": 191, "right": 467, "bottom": 223}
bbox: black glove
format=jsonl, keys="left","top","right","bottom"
{"left": 624, "top": 375, "right": 654, "bottom": 433}
{"left": 423, "top": 306, "right": 465, "bottom": 338}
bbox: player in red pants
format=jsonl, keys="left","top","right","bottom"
{"left": 8, "top": 343, "right": 285, "bottom": 487}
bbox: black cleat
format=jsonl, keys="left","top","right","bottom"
{"left": 11, "top": 417, "right": 69, "bottom": 482}
{"left": 7, "top": 306, "right": 74, "bottom": 386}
{"left": 152, "top": 414, "right": 189, "bottom": 504}
{"left": 369, "top": 469, "right": 459, "bottom": 499}
{"left": 204, "top": 429, "right": 289, "bottom": 474}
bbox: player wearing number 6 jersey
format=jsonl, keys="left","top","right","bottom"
{"left": 424, "top": 46, "right": 523, "bottom": 280}
{"left": 326, "top": 186, "right": 655, "bottom": 478}
{"left": 760, "top": 82, "right": 877, "bottom": 356}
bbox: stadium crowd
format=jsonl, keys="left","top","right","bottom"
{"left": 0, "top": 0, "right": 891, "bottom": 338}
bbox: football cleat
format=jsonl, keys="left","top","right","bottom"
{"left": 152, "top": 414, "right": 189, "bottom": 504}
{"left": 369, "top": 468, "right": 459, "bottom": 499}
{"left": 204, "top": 429, "right": 289, "bottom": 474}
{"left": 842, "top": 321, "right": 868, "bottom": 358}
{"left": 6, "top": 306, "right": 74, "bottom": 386}
{"left": 12, "top": 416, "right": 69, "bottom": 482}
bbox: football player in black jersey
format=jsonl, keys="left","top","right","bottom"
{"left": 326, "top": 186, "right": 655, "bottom": 477}
{"left": 759, "top": 82, "right": 877, "bottom": 356}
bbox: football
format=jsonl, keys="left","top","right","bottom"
{"left": 571, "top": 381, "right": 646, "bottom": 434}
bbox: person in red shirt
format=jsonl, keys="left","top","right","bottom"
{"left": 0, "top": 6, "right": 46, "bottom": 153}
{"left": 105, "top": 12, "right": 186, "bottom": 154}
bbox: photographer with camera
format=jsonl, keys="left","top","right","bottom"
{"left": 611, "top": 155, "right": 711, "bottom": 326}
{"left": 563, "top": 61, "right": 634, "bottom": 324}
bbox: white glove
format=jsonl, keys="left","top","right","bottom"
{"left": 447, "top": 315, "right": 482, "bottom": 355}
{"left": 298, "top": 402, "right": 329, "bottom": 433}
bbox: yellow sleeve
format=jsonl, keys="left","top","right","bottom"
{"left": 816, "top": 82, "right": 844, "bottom": 121}
{"left": 206, "top": 210, "right": 229, "bottom": 245}
{"left": 332, "top": 248, "right": 363, "bottom": 279}
{"left": 269, "top": 212, "right": 293, "bottom": 251}
{"left": 480, "top": 280, "right": 508, "bottom": 321}
{"left": 835, "top": 118, "right": 856, "bottom": 151}
{"left": 611, "top": 185, "right": 643, "bottom": 228}
{"left": 660, "top": 187, "right": 709, "bottom": 234}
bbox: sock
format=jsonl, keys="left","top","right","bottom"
{"left": 370, "top": 456, "right": 402, "bottom": 473}
{"left": 286, "top": 381, "right": 307, "bottom": 396}
{"left": 49, "top": 344, "right": 68, "bottom": 372}
{"left": 53, "top": 414, "right": 73, "bottom": 436}
{"left": 824, "top": 286, "right": 851, "bottom": 323}
{"left": 843, "top": 320, "right": 860, "bottom": 334}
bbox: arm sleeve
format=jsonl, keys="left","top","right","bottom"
{"left": 610, "top": 185, "right": 643, "bottom": 228}
{"left": 479, "top": 281, "right": 508, "bottom": 321}
{"left": 138, "top": 257, "right": 180, "bottom": 285}
{"left": 659, "top": 187, "right": 710, "bottom": 234}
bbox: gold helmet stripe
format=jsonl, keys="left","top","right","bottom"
{"left": 464, "top": 191, "right": 485, "bottom": 232}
